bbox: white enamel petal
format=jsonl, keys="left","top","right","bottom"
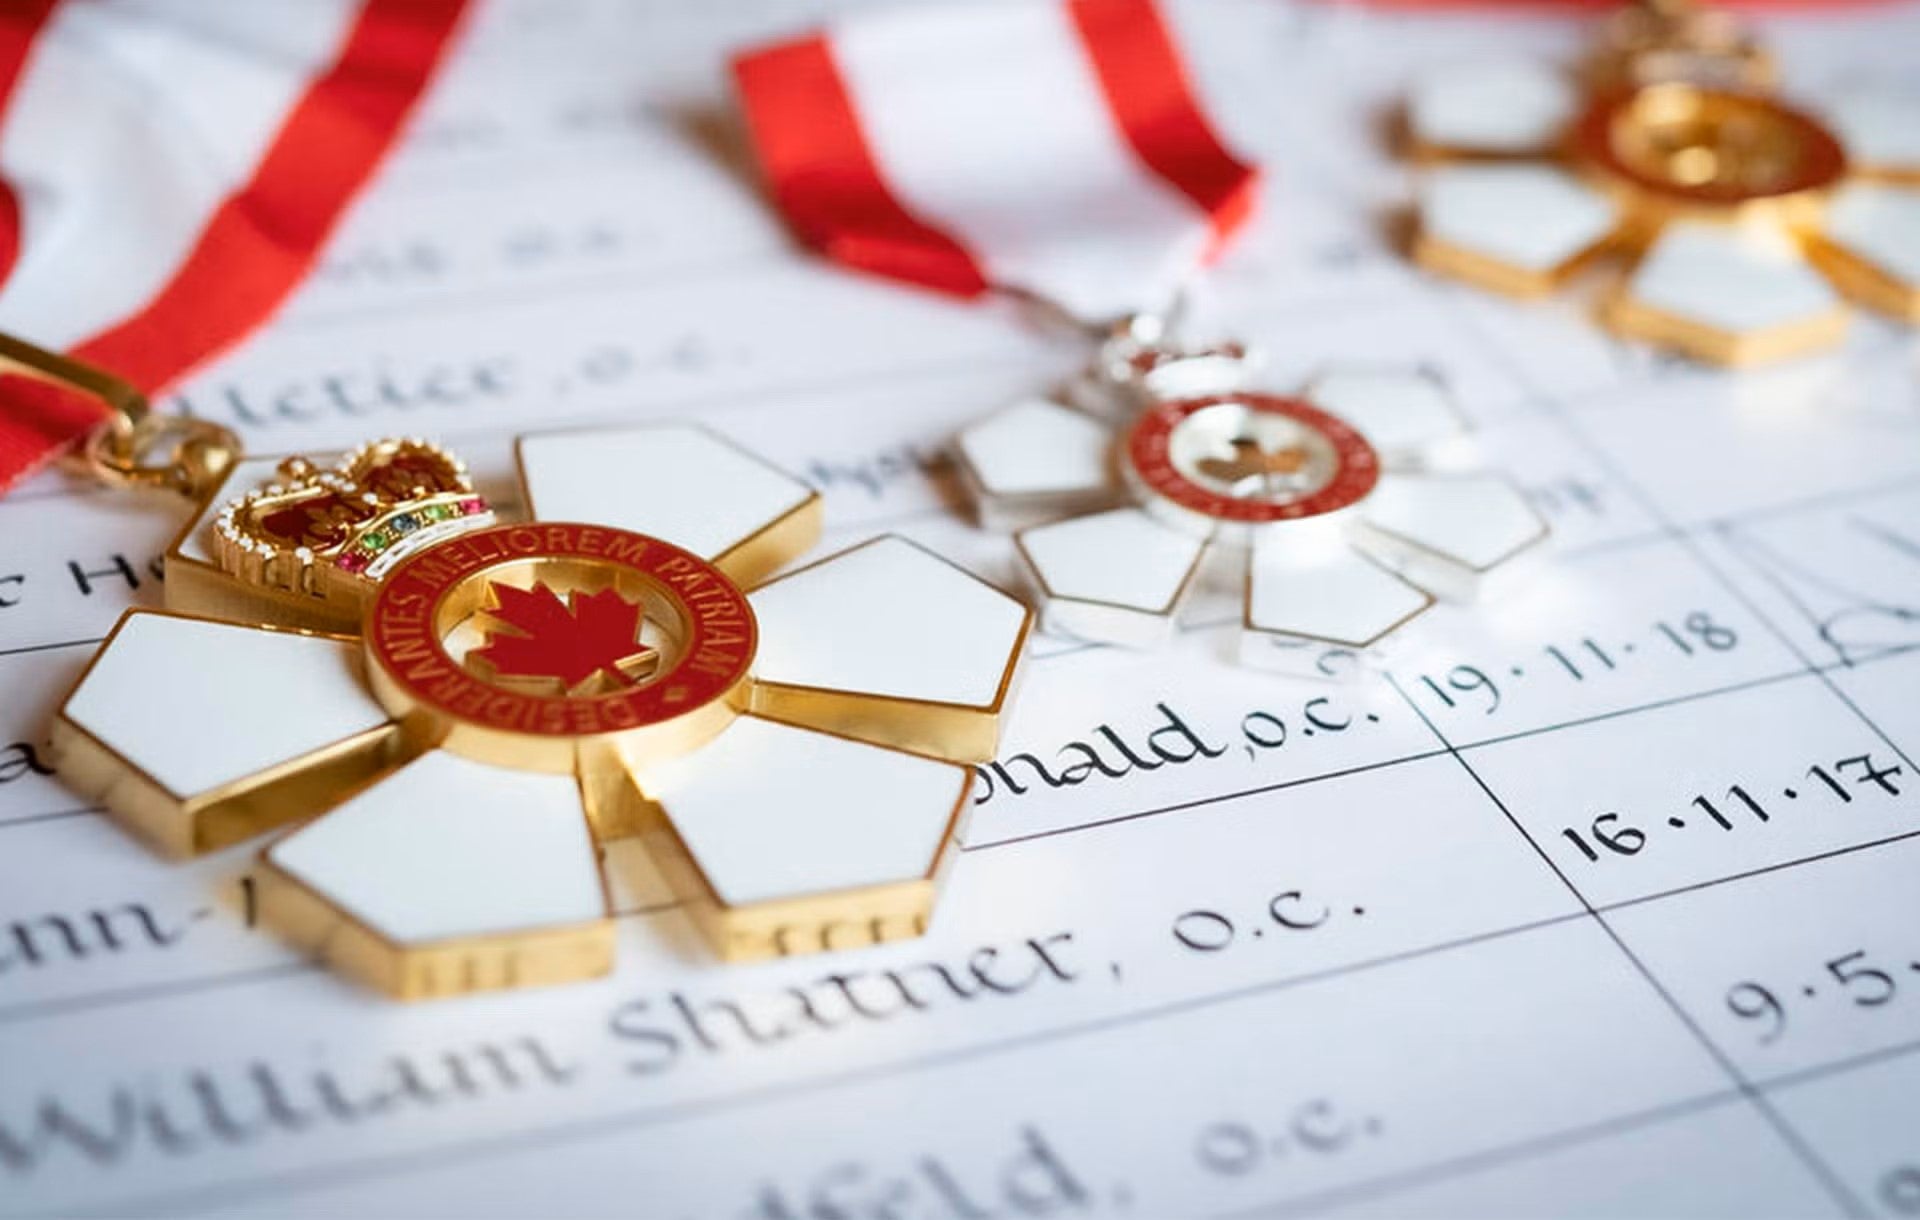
{"left": 749, "top": 536, "right": 1026, "bottom": 707}
{"left": 63, "top": 612, "right": 387, "bottom": 798}
{"left": 1819, "top": 184, "right": 1920, "bottom": 317}
{"left": 1616, "top": 223, "right": 1843, "bottom": 358}
{"left": 1303, "top": 368, "right": 1469, "bottom": 466}
{"left": 519, "top": 425, "right": 815, "bottom": 560}
{"left": 1408, "top": 60, "right": 1579, "bottom": 155}
{"left": 1353, "top": 472, "right": 1547, "bottom": 601}
{"left": 640, "top": 716, "right": 965, "bottom": 906}
{"left": 1245, "top": 534, "right": 1433, "bottom": 652}
{"left": 266, "top": 750, "right": 605, "bottom": 945}
{"left": 954, "top": 398, "right": 1116, "bottom": 529}
{"left": 1825, "top": 91, "right": 1920, "bottom": 174}
{"left": 1016, "top": 507, "right": 1204, "bottom": 648}
{"left": 1420, "top": 164, "right": 1618, "bottom": 280}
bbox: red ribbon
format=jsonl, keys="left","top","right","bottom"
{"left": 733, "top": 0, "right": 1259, "bottom": 307}
{"left": 0, "top": 0, "right": 470, "bottom": 495}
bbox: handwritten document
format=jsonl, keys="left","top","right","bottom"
{"left": 4, "top": 1, "right": 1920, "bottom": 1215}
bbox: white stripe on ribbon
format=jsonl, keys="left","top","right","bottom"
{"left": 0, "top": 0, "right": 359, "bottom": 347}
{"left": 830, "top": 4, "right": 1215, "bottom": 321}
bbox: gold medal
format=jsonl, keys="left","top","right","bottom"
{"left": 1406, "top": 0, "right": 1920, "bottom": 364}
{"left": 19, "top": 336, "right": 1030, "bottom": 1000}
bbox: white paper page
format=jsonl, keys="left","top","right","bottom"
{"left": 4, "top": 1, "right": 1920, "bottom": 1216}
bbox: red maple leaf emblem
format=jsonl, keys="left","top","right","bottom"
{"left": 467, "top": 582, "right": 659, "bottom": 693}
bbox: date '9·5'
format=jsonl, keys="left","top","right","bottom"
{"left": 1728, "top": 948, "right": 1917, "bottom": 1047}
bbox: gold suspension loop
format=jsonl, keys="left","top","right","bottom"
{"left": 0, "top": 329, "right": 238, "bottom": 500}
{"left": 81, "top": 410, "right": 240, "bottom": 499}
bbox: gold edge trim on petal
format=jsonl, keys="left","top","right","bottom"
{"left": 1413, "top": 227, "right": 1622, "bottom": 300}
{"left": 253, "top": 853, "right": 616, "bottom": 1001}
{"left": 741, "top": 604, "right": 1031, "bottom": 765}
{"left": 711, "top": 491, "right": 824, "bottom": 588}
{"left": 47, "top": 714, "right": 194, "bottom": 857}
{"left": 1600, "top": 283, "right": 1851, "bottom": 365}
{"left": 1803, "top": 234, "right": 1920, "bottom": 323}
{"left": 48, "top": 713, "right": 413, "bottom": 858}
{"left": 748, "top": 680, "right": 1003, "bottom": 765}
{"left": 1398, "top": 113, "right": 1567, "bottom": 167}
{"left": 47, "top": 608, "right": 401, "bottom": 856}
{"left": 1850, "top": 164, "right": 1920, "bottom": 188}
{"left": 577, "top": 741, "right": 666, "bottom": 841}
{"left": 635, "top": 745, "right": 972, "bottom": 963}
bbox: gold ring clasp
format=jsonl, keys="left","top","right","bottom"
{"left": 0, "top": 330, "right": 238, "bottom": 499}
{"left": 82, "top": 410, "right": 241, "bottom": 499}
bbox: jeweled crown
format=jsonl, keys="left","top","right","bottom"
{"left": 212, "top": 438, "right": 494, "bottom": 607}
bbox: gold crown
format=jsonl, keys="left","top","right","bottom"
{"left": 212, "top": 438, "right": 493, "bottom": 608}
